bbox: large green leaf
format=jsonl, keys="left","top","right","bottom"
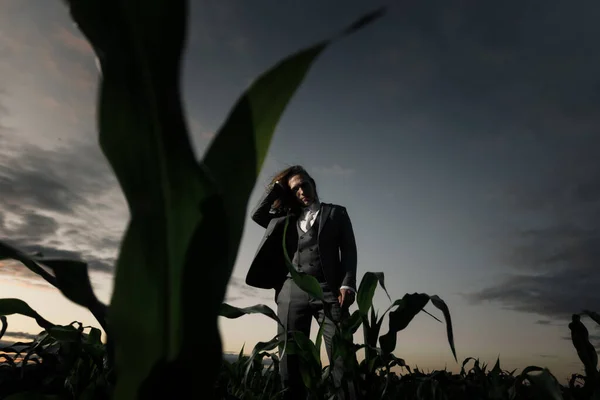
{"left": 0, "top": 299, "right": 54, "bottom": 331}
{"left": 65, "top": 1, "right": 222, "bottom": 397}
{"left": 205, "top": 4, "right": 387, "bottom": 303}
{"left": 63, "top": 0, "right": 385, "bottom": 398}
{"left": 202, "top": 6, "right": 387, "bottom": 274}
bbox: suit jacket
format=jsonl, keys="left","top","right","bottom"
{"left": 245, "top": 185, "right": 357, "bottom": 294}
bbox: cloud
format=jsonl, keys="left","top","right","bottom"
{"left": 0, "top": 122, "right": 126, "bottom": 279}
{"left": 466, "top": 132, "right": 600, "bottom": 322}
{"left": 1, "top": 331, "right": 38, "bottom": 341}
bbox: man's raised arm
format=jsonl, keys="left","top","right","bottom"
{"left": 250, "top": 181, "right": 285, "bottom": 229}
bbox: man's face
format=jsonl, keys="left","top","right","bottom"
{"left": 288, "top": 174, "right": 316, "bottom": 207}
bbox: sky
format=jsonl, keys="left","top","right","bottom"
{"left": 1, "top": 0, "right": 600, "bottom": 383}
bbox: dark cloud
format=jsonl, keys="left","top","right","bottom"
{"left": 1, "top": 242, "right": 114, "bottom": 276}
{"left": 466, "top": 134, "right": 600, "bottom": 322}
{"left": 1, "top": 331, "right": 38, "bottom": 341}
{"left": 0, "top": 139, "right": 114, "bottom": 216}
{"left": 0, "top": 340, "right": 31, "bottom": 349}
{"left": 465, "top": 268, "right": 599, "bottom": 322}
{"left": 12, "top": 211, "right": 60, "bottom": 239}
{"left": 0, "top": 128, "right": 123, "bottom": 277}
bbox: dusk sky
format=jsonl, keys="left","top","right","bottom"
{"left": 1, "top": 0, "right": 599, "bottom": 383}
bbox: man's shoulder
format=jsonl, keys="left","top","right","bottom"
{"left": 321, "top": 202, "right": 348, "bottom": 212}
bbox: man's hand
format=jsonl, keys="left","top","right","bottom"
{"left": 338, "top": 288, "right": 355, "bottom": 308}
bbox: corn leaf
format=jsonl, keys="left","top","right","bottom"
{"left": 429, "top": 294, "right": 457, "bottom": 362}
{"left": 219, "top": 303, "right": 283, "bottom": 327}
{"left": 0, "top": 299, "right": 54, "bottom": 331}
{"left": 0, "top": 241, "right": 57, "bottom": 287}
{"left": 0, "top": 243, "right": 107, "bottom": 331}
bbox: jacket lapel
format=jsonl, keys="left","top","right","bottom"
{"left": 317, "top": 203, "right": 331, "bottom": 238}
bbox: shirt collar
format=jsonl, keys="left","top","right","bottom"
{"left": 303, "top": 199, "right": 321, "bottom": 214}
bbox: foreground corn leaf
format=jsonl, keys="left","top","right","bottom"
{"left": 0, "top": 299, "right": 54, "bottom": 331}
{"left": 64, "top": 1, "right": 223, "bottom": 397}
{"left": 61, "top": 0, "right": 385, "bottom": 398}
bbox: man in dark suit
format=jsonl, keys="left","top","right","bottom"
{"left": 245, "top": 165, "right": 357, "bottom": 400}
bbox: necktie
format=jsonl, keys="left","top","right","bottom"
{"left": 303, "top": 209, "right": 313, "bottom": 232}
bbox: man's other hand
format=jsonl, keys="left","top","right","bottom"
{"left": 338, "top": 288, "right": 355, "bottom": 308}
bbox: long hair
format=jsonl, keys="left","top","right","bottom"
{"left": 269, "top": 165, "right": 317, "bottom": 214}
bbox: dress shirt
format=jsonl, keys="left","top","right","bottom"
{"left": 299, "top": 200, "right": 354, "bottom": 294}
{"left": 299, "top": 201, "right": 320, "bottom": 233}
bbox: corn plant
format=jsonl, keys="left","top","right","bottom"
{"left": 0, "top": 312, "right": 110, "bottom": 399}
{"left": 220, "top": 265, "right": 457, "bottom": 399}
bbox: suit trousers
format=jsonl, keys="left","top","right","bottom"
{"left": 276, "top": 277, "right": 355, "bottom": 400}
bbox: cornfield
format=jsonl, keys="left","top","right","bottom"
{"left": 0, "top": 1, "right": 599, "bottom": 399}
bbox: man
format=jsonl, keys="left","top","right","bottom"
{"left": 245, "top": 165, "right": 358, "bottom": 400}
